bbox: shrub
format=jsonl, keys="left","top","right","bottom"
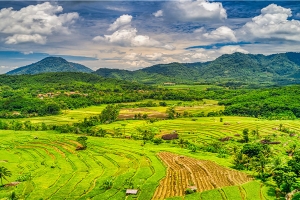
{"left": 185, "top": 188, "right": 195, "bottom": 194}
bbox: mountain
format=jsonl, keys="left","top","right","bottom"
{"left": 94, "top": 52, "right": 300, "bottom": 86}
{"left": 6, "top": 57, "right": 93, "bottom": 75}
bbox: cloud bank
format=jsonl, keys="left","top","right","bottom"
{"left": 161, "top": 0, "right": 227, "bottom": 22}
{"left": 93, "top": 14, "right": 175, "bottom": 50}
{"left": 0, "top": 2, "right": 79, "bottom": 44}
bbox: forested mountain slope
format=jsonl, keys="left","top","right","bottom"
{"left": 94, "top": 52, "right": 300, "bottom": 86}
{"left": 6, "top": 57, "right": 93, "bottom": 75}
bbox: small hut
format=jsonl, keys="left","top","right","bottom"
{"left": 188, "top": 186, "right": 197, "bottom": 192}
{"left": 126, "top": 189, "right": 138, "bottom": 195}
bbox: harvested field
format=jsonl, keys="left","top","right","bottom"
{"left": 153, "top": 152, "right": 252, "bottom": 199}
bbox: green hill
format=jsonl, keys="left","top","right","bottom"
{"left": 94, "top": 52, "right": 300, "bottom": 86}
{"left": 6, "top": 57, "right": 93, "bottom": 75}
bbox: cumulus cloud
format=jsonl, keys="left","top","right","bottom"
{"left": 218, "top": 45, "right": 249, "bottom": 54}
{"left": 163, "top": 0, "right": 227, "bottom": 22}
{"left": 203, "top": 26, "right": 237, "bottom": 42}
{"left": 193, "top": 4, "right": 300, "bottom": 47}
{"left": 182, "top": 45, "right": 248, "bottom": 63}
{"left": 0, "top": 2, "right": 79, "bottom": 44}
{"left": 5, "top": 34, "right": 46, "bottom": 44}
{"left": 121, "top": 52, "right": 179, "bottom": 68}
{"left": 238, "top": 4, "right": 300, "bottom": 42}
{"left": 93, "top": 14, "right": 174, "bottom": 49}
{"left": 153, "top": 10, "right": 163, "bottom": 17}
{"left": 108, "top": 14, "right": 132, "bottom": 31}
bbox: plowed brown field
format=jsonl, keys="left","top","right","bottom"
{"left": 152, "top": 152, "right": 252, "bottom": 199}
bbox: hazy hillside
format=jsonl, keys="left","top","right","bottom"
{"left": 6, "top": 57, "right": 93, "bottom": 75}
{"left": 94, "top": 52, "right": 300, "bottom": 86}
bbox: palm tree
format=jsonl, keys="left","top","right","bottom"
{"left": 0, "top": 166, "right": 12, "bottom": 186}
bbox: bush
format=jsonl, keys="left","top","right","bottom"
{"left": 185, "top": 188, "right": 195, "bottom": 194}
{"left": 152, "top": 138, "right": 163, "bottom": 145}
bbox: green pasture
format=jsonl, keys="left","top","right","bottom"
{"left": 11, "top": 99, "right": 223, "bottom": 125}
{"left": 17, "top": 105, "right": 107, "bottom": 124}
{"left": 159, "top": 84, "right": 222, "bottom": 91}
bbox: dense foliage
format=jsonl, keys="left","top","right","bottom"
{"left": 219, "top": 85, "right": 300, "bottom": 119}
{"left": 0, "top": 72, "right": 206, "bottom": 118}
{"left": 6, "top": 57, "right": 93, "bottom": 75}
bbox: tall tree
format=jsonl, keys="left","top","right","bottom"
{"left": 166, "top": 106, "right": 176, "bottom": 119}
{"left": 100, "top": 105, "right": 120, "bottom": 123}
{"left": 243, "top": 128, "right": 249, "bottom": 143}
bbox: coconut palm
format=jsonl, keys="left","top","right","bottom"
{"left": 0, "top": 166, "right": 12, "bottom": 186}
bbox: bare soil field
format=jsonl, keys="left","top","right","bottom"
{"left": 152, "top": 152, "right": 252, "bottom": 199}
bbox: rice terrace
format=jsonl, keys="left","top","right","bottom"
{"left": 3, "top": 1, "right": 300, "bottom": 199}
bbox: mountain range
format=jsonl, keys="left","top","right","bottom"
{"left": 6, "top": 52, "right": 300, "bottom": 86}
{"left": 94, "top": 52, "right": 300, "bottom": 86}
{"left": 6, "top": 57, "right": 93, "bottom": 75}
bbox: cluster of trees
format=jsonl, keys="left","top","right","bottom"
{"left": 219, "top": 85, "right": 300, "bottom": 119}
{"left": 0, "top": 73, "right": 209, "bottom": 118}
{"left": 0, "top": 105, "right": 120, "bottom": 136}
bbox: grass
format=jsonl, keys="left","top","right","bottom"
{"left": 243, "top": 181, "right": 262, "bottom": 200}
{"left": 201, "top": 189, "right": 223, "bottom": 200}
{"left": 222, "top": 186, "right": 243, "bottom": 200}
{"left": 9, "top": 99, "right": 223, "bottom": 125}
{"left": 159, "top": 84, "right": 222, "bottom": 91}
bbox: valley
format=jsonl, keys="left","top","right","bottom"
{"left": 1, "top": 93, "right": 300, "bottom": 199}
{"left": 1, "top": 59, "right": 300, "bottom": 200}
{"left": 2, "top": 1, "right": 300, "bottom": 199}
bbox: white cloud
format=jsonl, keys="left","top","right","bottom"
{"left": 108, "top": 14, "right": 132, "bottom": 31}
{"left": 163, "top": 0, "right": 227, "bottom": 22}
{"left": 163, "top": 44, "right": 176, "bottom": 50}
{"left": 238, "top": 4, "right": 300, "bottom": 42}
{"left": 94, "top": 28, "right": 161, "bottom": 47}
{"left": 0, "top": 2, "right": 79, "bottom": 44}
{"left": 5, "top": 34, "right": 46, "bottom": 44}
{"left": 218, "top": 45, "right": 249, "bottom": 54}
{"left": 203, "top": 26, "right": 237, "bottom": 42}
{"left": 153, "top": 10, "right": 163, "bottom": 17}
{"left": 192, "top": 4, "right": 300, "bottom": 47}
{"left": 93, "top": 14, "right": 174, "bottom": 50}
{"left": 181, "top": 45, "right": 248, "bottom": 63}
{"left": 122, "top": 52, "right": 177, "bottom": 68}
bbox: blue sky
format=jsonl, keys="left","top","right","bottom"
{"left": 1, "top": 1, "right": 300, "bottom": 73}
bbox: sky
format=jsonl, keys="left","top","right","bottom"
{"left": 1, "top": 1, "right": 300, "bottom": 73}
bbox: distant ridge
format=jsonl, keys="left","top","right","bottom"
{"left": 6, "top": 57, "right": 93, "bottom": 75}
{"left": 93, "top": 52, "right": 300, "bottom": 86}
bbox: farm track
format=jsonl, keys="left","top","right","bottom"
{"left": 153, "top": 152, "right": 252, "bottom": 199}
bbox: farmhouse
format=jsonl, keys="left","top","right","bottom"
{"left": 187, "top": 185, "right": 197, "bottom": 192}
{"left": 126, "top": 189, "right": 138, "bottom": 195}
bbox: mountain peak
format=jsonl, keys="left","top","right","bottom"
{"left": 6, "top": 57, "right": 93, "bottom": 75}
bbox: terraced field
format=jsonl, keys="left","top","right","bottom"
{"left": 166, "top": 181, "right": 275, "bottom": 200}
{"left": 0, "top": 131, "right": 166, "bottom": 200}
{"left": 153, "top": 152, "right": 252, "bottom": 199}
{"left": 98, "top": 116, "right": 300, "bottom": 146}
